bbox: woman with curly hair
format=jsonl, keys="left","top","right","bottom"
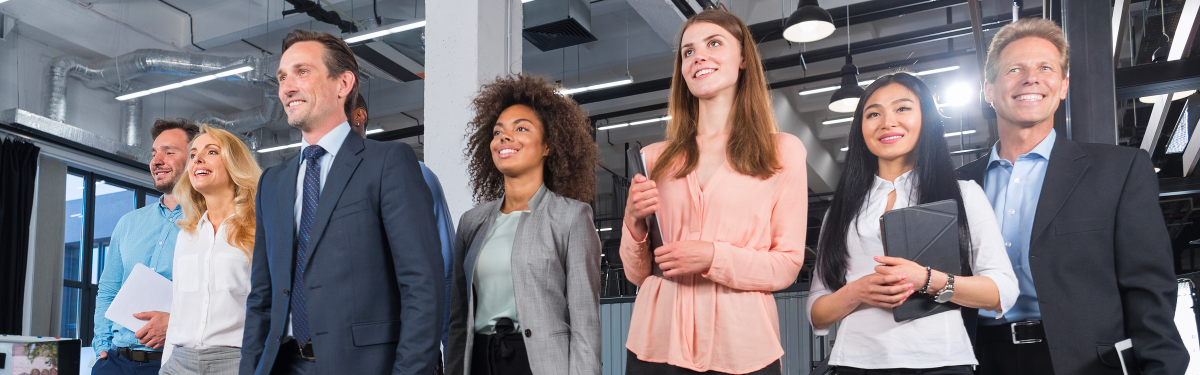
{"left": 161, "top": 125, "right": 260, "bottom": 375}
{"left": 620, "top": 10, "right": 808, "bottom": 375}
{"left": 445, "top": 73, "right": 602, "bottom": 375}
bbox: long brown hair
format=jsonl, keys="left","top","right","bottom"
{"left": 174, "top": 126, "right": 261, "bottom": 261}
{"left": 652, "top": 10, "right": 781, "bottom": 180}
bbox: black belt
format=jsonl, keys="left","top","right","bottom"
{"left": 284, "top": 339, "right": 316, "bottom": 361}
{"left": 979, "top": 320, "right": 1046, "bottom": 344}
{"left": 116, "top": 347, "right": 163, "bottom": 363}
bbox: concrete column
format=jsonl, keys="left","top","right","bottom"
{"left": 425, "top": 0, "right": 522, "bottom": 222}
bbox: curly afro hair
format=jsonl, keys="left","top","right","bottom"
{"left": 465, "top": 74, "right": 598, "bottom": 204}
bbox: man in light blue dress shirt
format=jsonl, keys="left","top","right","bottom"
{"left": 92, "top": 119, "right": 199, "bottom": 375}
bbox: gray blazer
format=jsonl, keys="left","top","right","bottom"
{"left": 445, "top": 185, "right": 602, "bottom": 375}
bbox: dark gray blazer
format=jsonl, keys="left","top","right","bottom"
{"left": 240, "top": 131, "right": 443, "bottom": 375}
{"left": 957, "top": 135, "right": 1188, "bottom": 375}
{"left": 445, "top": 185, "right": 602, "bottom": 375}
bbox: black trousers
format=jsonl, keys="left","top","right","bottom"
{"left": 624, "top": 350, "right": 781, "bottom": 375}
{"left": 834, "top": 365, "right": 973, "bottom": 375}
{"left": 471, "top": 331, "right": 532, "bottom": 375}
{"left": 271, "top": 340, "right": 317, "bottom": 375}
{"left": 974, "top": 324, "right": 1056, "bottom": 375}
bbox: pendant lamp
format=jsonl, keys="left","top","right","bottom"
{"left": 783, "top": 0, "right": 836, "bottom": 43}
{"left": 829, "top": 57, "right": 864, "bottom": 113}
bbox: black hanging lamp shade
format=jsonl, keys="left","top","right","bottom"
{"left": 783, "top": 0, "right": 836, "bottom": 43}
{"left": 829, "top": 56, "right": 865, "bottom": 113}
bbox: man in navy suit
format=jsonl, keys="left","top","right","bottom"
{"left": 239, "top": 29, "right": 443, "bottom": 375}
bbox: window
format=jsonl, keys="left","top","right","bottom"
{"left": 61, "top": 168, "right": 158, "bottom": 346}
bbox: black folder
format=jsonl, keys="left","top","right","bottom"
{"left": 880, "top": 199, "right": 964, "bottom": 322}
{"left": 627, "top": 144, "right": 666, "bottom": 278}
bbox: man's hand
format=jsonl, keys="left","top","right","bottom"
{"left": 98, "top": 351, "right": 108, "bottom": 359}
{"left": 133, "top": 311, "right": 170, "bottom": 349}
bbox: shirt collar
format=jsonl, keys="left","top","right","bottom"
{"left": 299, "top": 121, "right": 352, "bottom": 160}
{"left": 871, "top": 169, "right": 915, "bottom": 197}
{"left": 156, "top": 194, "right": 182, "bottom": 217}
{"left": 988, "top": 128, "right": 1056, "bottom": 168}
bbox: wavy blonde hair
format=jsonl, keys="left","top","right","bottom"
{"left": 653, "top": 9, "right": 781, "bottom": 180}
{"left": 174, "top": 125, "right": 261, "bottom": 260}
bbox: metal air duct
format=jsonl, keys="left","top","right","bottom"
{"left": 46, "top": 49, "right": 268, "bottom": 122}
{"left": 122, "top": 98, "right": 142, "bottom": 148}
{"left": 523, "top": 0, "right": 597, "bottom": 51}
{"left": 191, "top": 95, "right": 284, "bottom": 134}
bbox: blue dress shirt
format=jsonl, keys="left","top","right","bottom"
{"left": 418, "top": 162, "right": 456, "bottom": 347}
{"left": 92, "top": 196, "right": 182, "bottom": 356}
{"left": 978, "top": 129, "right": 1056, "bottom": 325}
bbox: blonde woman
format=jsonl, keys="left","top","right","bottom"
{"left": 161, "top": 126, "right": 261, "bottom": 375}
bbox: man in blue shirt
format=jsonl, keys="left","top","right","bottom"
{"left": 957, "top": 18, "right": 1186, "bottom": 375}
{"left": 92, "top": 119, "right": 198, "bottom": 374}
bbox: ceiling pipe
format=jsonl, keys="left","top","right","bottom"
{"left": 46, "top": 49, "right": 267, "bottom": 123}
{"left": 191, "top": 94, "right": 284, "bottom": 135}
{"left": 122, "top": 98, "right": 143, "bottom": 148}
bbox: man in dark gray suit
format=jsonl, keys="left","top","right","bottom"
{"left": 957, "top": 18, "right": 1187, "bottom": 375}
{"left": 239, "top": 29, "right": 443, "bottom": 375}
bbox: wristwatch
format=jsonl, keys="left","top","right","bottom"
{"left": 934, "top": 273, "right": 955, "bottom": 303}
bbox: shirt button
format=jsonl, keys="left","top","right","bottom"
{"left": 1014, "top": 178, "right": 1021, "bottom": 183}
{"left": 1008, "top": 209, "right": 1015, "bottom": 215}
{"left": 524, "top": 329, "right": 532, "bottom": 338}
{"left": 1005, "top": 242, "right": 1012, "bottom": 247}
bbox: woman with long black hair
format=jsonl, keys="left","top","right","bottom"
{"left": 806, "top": 72, "right": 1018, "bottom": 374}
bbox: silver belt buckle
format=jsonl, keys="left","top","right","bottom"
{"left": 1011, "top": 321, "right": 1043, "bottom": 344}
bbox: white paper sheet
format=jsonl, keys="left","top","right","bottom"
{"left": 104, "top": 263, "right": 172, "bottom": 333}
{"left": 1176, "top": 281, "right": 1200, "bottom": 375}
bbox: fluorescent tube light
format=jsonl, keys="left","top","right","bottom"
{"left": 344, "top": 20, "right": 427, "bottom": 44}
{"left": 257, "top": 142, "right": 303, "bottom": 153}
{"left": 799, "top": 66, "right": 958, "bottom": 96}
{"left": 366, "top": 128, "right": 385, "bottom": 135}
{"left": 116, "top": 65, "right": 254, "bottom": 101}
{"left": 596, "top": 115, "right": 670, "bottom": 131}
{"left": 523, "top": 0, "right": 535, "bottom": 2}
{"left": 943, "top": 130, "right": 977, "bottom": 137}
{"left": 822, "top": 117, "right": 853, "bottom": 125}
{"left": 839, "top": 146, "right": 849, "bottom": 151}
{"left": 558, "top": 78, "right": 634, "bottom": 95}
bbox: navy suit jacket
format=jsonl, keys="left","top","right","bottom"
{"left": 957, "top": 135, "right": 1187, "bottom": 375}
{"left": 240, "top": 130, "right": 443, "bottom": 374}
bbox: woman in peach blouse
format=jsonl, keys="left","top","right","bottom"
{"left": 619, "top": 9, "right": 808, "bottom": 375}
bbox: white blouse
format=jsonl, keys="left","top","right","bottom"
{"left": 166, "top": 212, "right": 251, "bottom": 349}
{"left": 807, "top": 171, "right": 1019, "bottom": 369}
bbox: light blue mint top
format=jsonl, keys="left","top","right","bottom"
{"left": 473, "top": 210, "right": 525, "bottom": 335}
{"left": 978, "top": 129, "right": 1056, "bottom": 325}
{"left": 92, "top": 195, "right": 182, "bottom": 356}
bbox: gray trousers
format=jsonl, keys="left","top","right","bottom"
{"left": 159, "top": 346, "right": 241, "bottom": 375}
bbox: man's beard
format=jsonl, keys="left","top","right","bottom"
{"left": 154, "top": 177, "right": 177, "bottom": 194}
{"left": 288, "top": 109, "right": 319, "bottom": 132}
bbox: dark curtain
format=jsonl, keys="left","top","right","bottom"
{"left": 0, "top": 137, "right": 40, "bottom": 334}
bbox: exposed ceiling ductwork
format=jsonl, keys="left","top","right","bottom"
{"left": 46, "top": 49, "right": 269, "bottom": 123}
{"left": 523, "top": 0, "right": 597, "bottom": 51}
{"left": 191, "top": 94, "right": 285, "bottom": 134}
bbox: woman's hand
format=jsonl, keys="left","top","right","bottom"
{"left": 848, "top": 273, "right": 914, "bottom": 308}
{"left": 873, "top": 256, "right": 946, "bottom": 293}
{"left": 623, "top": 174, "right": 658, "bottom": 240}
{"left": 654, "top": 240, "right": 714, "bottom": 277}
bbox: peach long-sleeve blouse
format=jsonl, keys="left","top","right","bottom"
{"left": 620, "top": 133, "right": 808, "bottom": 374}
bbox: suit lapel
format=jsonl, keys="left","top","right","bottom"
{"left": 277, "top": 153, "right": 301, "bottom": 277}
{"left": 303, "top": 132, "right": 364, "bottom": 268}
{"left": 464, "top": 199, "right": 503, "bottom": 291}
{"left": 1030, "top": 136, "right": 1088, "bottom": 244}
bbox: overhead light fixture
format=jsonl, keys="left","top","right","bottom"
{"left": 943, "top": 130, "right": 977, "bottom": 137}
{"left": 596, "top": 115, "right": 671, "bottom": 131}
{"left": 116, "top": 65, "right": 253, "bottom": 101}
{"left": 344, "top": 20, "right": 427, "bottom": 44}
{"left": 522, "top": 0, "right": 534, "bottom": 2}
{"left": 938, "top": 82, "right": 976, "bottom": 107}
{"left": 1139, "top": 90, "right": 1196, "bottom": 104}
{"left": 257, "top": 142, "right": 302, "bottom": 153}
{"left": 839, "top": 146, "right": 849, "bottom": 151}
{"left": 829, "top": 56, "right": 865, "bottom": 113}
{"left": 783, "top": 0, "right": 835, "bottom": 43}
{"left": 366, "top": 128, "right": 385, "bottom": 135}
{"left": 799, "top": 66, "right": 959, "bottom": 96}
{"left": 822, "top": 117, "right": 853, "bottom": 125}
{"left": 559, "top": 77, "right": 634, "bottom": 95}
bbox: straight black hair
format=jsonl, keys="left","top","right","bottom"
{"left": 816, "top": 72, "right": 972, "bottom": 290}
